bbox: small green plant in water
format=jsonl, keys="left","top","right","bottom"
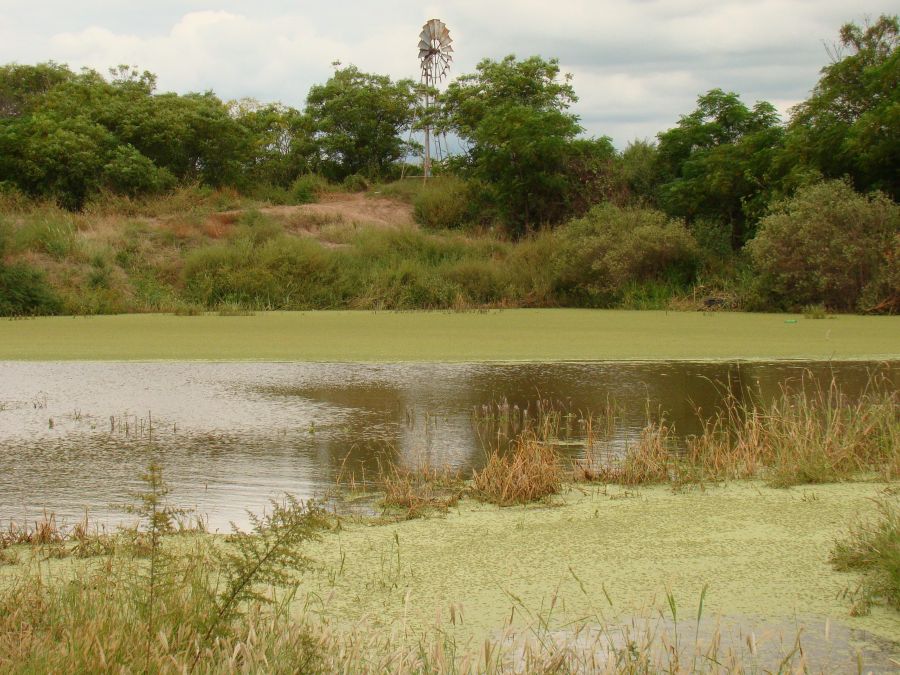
{"left": 830, "top": 496, "right": 900, "bottom": 615}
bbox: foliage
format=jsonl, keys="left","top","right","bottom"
{"left": 0, "top": 260, "right": 61, "bottom": 316}
{"left": 231, "top": 99, "right": 314, "bottom": 187}
{"left": 291, "top": 174, "right": 329, "bottom": 204}
{"left": 656, "top": 89, "right": 784, "bottom": 248}
{"left": 787, "top": 15, "right": 899, "bottom": 200}
{"left": 831, "top": 497, "right": 900, "bottom": 614}
{"left": 305, "top": 65, "right": 418, "bottom": 180}
{"left": 441, "top": 55, "right": 592, "bottom": 234}
{"left": 552, "top": 204, "right": 700, "bottom": 306}
{"left": 747, "top": 180, "right": 899, "bottom": 311}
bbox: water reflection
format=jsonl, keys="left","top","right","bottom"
{"left": 0, "top": 360, "right": 895, "bottom": 530}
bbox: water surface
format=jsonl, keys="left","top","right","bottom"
{"left": 1, "top": 360, "right": 895, "bottom": 530}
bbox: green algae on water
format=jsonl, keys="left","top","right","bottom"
{"left": 1, "top": 309, "right": 899, "bottom": 361}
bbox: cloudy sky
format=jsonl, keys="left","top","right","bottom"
{"left": 0, "top": 1, "right": 894, "bottom": 146}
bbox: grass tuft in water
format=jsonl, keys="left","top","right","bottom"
{"left": 830, "top": 495, "right": 900, "bottom": 615}
{"left": 473, "top": 431, "right": 563, "bottom": 506}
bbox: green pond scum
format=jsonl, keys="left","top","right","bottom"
{"left": 1, "top": 309, "right": 899, "bottom": 361}
{"left": 299, "top": 482, "right": 900, "bottom": 647}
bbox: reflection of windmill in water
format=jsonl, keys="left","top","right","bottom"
{"left": 416, "top": 18, "right": 453, "bottom": 179}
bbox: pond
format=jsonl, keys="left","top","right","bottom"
{"left": 0, "top": 359, "right": 895, "bottom": 530}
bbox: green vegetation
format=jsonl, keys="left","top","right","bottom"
{"left": 831, "top": 497, "right": 900, "bottom": 615}
{"left": 748, "top": 180, "right": 899, "bottom": 312}
{"left": 1, "top": 309, "right": 898, "bottom": 361}
{"left": 0, "top": 16, "right": 898, "bottom": 315}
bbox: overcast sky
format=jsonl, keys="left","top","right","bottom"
{"left": 0, "top": 1, "right": 895, "bottom": 147}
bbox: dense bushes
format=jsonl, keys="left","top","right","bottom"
{"left": 552, "top": 204, "right": 700, "bottom": 306}
{"left": 747, "top": 181, "right": 899, "bottom": 311}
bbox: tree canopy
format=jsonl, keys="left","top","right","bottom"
{"left": 305, "top": 65, "right": 418, "bottom": 181}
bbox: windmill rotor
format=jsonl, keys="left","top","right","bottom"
{"left": 419, "top": 18, "right": 453, "bottom": 84}
{"left": 414, "top": 18, "right": 453, "bottom": 180}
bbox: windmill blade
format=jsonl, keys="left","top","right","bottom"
{"left": 418, "top": 39, "right": 430, "bottom": 49}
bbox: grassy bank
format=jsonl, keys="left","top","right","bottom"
{"left": 1, "top": 309, "right": 898, "bottom": 361}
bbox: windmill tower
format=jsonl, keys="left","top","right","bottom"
{"left": 418, "top": 19, "right": 453, "bottom": 179}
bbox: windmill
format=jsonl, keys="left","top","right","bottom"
{"left": 417, "top": 18, "right": 453, "bottom": 179}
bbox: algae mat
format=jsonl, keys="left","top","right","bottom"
{"left": 1, "top": 310, "right": 898, "bottom": 361}
{"left": 301, "top": 483, "right": 900, "bottom": 650}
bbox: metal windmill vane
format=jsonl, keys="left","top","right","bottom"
{"left": 419, "top": 18, "right": 453, "bottom": 85}
{"left": 418, "top": 18, "right": 452, "bottom": 178}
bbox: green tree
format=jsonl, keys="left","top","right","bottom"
{"left": 231, "top": 99, "right": 315, "bottom": 187}
{"left": 786, "top": 15, "right": 899, "bottom": 199}
{"left": 656, "top": 89, "right": 784, "bottom": 249}
{"left": 441, "top": 55, "right": 591, "bottom": 234}
{"left": 305, "top": 65, "right": 418, "bottom": 180}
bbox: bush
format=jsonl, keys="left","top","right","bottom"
{"left": 747, "top": 181, "right": 899, "bottom": 311}
{"left": 552, "top": 204, "right": 700, "bottom": 306}
{"left": 290, "top": 174, "right": 328, "bottom": 204}
{"left": 0, "top": 261, "right": 61, "bottom": 315}
{"left": 341, "top": 174, "right": 369, "bottom": 192}
{"left": 102, "top": 145, "right": 175, "bottom": 197}
{"left": 412, "top": 177, "right": 473, "bottom": 229}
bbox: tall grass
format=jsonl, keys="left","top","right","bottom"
{"left": 0, "top": 464, "right": 329, "bottom": 673}
{"left": 583, "top": 378, "right": 899, "bottom": 488}
{"left": 830, "top": 496, "right": 900, "bottom": 614}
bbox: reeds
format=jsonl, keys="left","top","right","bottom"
{"left": 378, "top": 461, "right": 465, "bottom": 518}
{"left": 473, "top": 431, "right": 563, "bottom": 506}
{"left": 685, "top": 378, "right": 899, "bottom": 487}
{"left": 573, "top": 376, "right": 899, "bottom": 488}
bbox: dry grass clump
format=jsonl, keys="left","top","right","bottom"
{"left": 586, "top": 421, "right": 679, "bottom": 486}
{"left": 473, "top": 432, "right": 563, "bottom": 506}
{"left": 378, "top": 462, "right": 465, "bottom": 518}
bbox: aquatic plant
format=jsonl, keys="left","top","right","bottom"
{"left": 831, "top": 495, "right": 900, "bottom": 614}
{"left": 473, "top": 431, "right": 563, "bottom": 506}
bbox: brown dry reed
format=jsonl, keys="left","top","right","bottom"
{"left": 582, "top": 377, "right": 898, "bottom": 488}
{"left": 377, "top": 460, "right": 465, "bottom": 518}
{"left": 473, "top": 431, "right": 563, "bottom": 506}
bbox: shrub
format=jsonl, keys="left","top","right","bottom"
{"left": 102, "top": 145, "right": 175, "bottom": 197}
{"left": 341, "top": 174, "right": 369, "bottom": 192}
{"left": 412, "top": 177, "right": 473, "bottom": 229}
{"left": 552, "top": 204, "right": 700, "bottom": 306}
{"left": 0, "top": 261, "right": 61, "bottom": 315}
{"left": 747, "top": 181, "right": 899, "bottom": 311}
{"left": 290, "top": 174, "right": 328, "bottom": 204}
